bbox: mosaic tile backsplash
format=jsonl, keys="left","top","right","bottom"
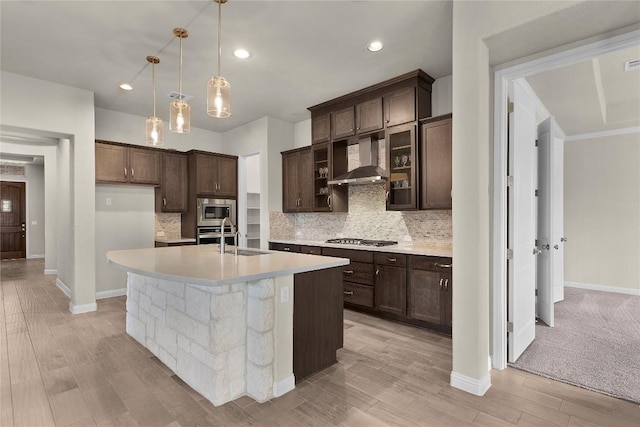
{"left": 155, "top": 213, "right": 182, "bottom": 239}
{"left": 270, "top": 184, "right": 452, "bottom": 246}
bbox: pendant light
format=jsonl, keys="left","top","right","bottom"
{"left": 145, "top": 56, "right": 164, "bottom": 146}
{"left": 170, "top": 28, "right": 191, "bottom": 133}
{"left": 207, "top": 0, "right": 231, "bottom": 118}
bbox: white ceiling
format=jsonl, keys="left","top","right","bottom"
{"left": 0, "top": 1, "right": 453, "bottom": 134}
{"left": 1, "top": 1, "right": 638, "bottom": 140}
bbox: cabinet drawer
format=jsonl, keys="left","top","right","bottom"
{"left": 299, "top": 245, "right": 322, "bottom": 255}
{"left": 322, "top": 247, "right": 374, "bottom": 263}
{"left": 409, "top": 255, "right": 452, "bottom": 272}
{"left": 269, "top": 242, "right": 301, "bottom": 253}
{"left": 374, "top": 252, "right": 407, "bottom": 267}
{"left": 343, "top": 282, "right": 374, "bottom": 308}
{"left": 342, "top": 261, "right": 373, "bottom": 285}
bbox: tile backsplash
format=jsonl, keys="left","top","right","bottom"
{"left": 155, "top": 213, "right": 182, "bottom": 239}
{"left": 270, "top": 184, "right": 451, "bottom": 246}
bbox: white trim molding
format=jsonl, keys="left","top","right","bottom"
{"left": 69, "top": 302, "right": 98, "bottom": 314}
{"left": 27, "top": 254, "right": 44, "bottom": 259}
{"left": 565, "top": 126, "right": 640, "bottom": 142}
{"left": 44, "top": 269, "right": 57, "bottom": 275}
{"left": 55, "top": 278, "right": 71, "bottom": 298}
{"left": 272, "top": 374, "right": 295, "bottom": 398}
{"left": 565, "top": 281, "right": 640, "bottom": 297}
{"left": 96, "top": 288, "right": 127, "bottom": 299}
{"left": 450, "top": 371, "right": 491, "bottom": 396}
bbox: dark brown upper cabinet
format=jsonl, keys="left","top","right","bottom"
{"left": 384, "top": 88, "right": 416, "bottom": 127}
{"left": 282, "top": 147, "right": 313, "bottom": 213}
{"left": 420, "top": 114, "right": 452, "bottom": 210}
{"left": 189, "top": 151, "right": 238, "bottom": 198}
{"left": 332, "top": 106, "right": 355, "bottom": 140}
{"left": 386, "top": 122, "right": 418, "bottom": 211}
{"left": 95, "top": 141, "right": 160, "bottom": 185}
{"left": 156, "top": 151, "right": 188, "bottom": 213}
{"left": 312, "top": 112, "right": 331, "bottom": 144}
{"left": 308, "top": 69, "right": 434, "bottom": 144}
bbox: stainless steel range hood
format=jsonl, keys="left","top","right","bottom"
{"left": 328, "top": 136, "right": 387, "bottom": 185}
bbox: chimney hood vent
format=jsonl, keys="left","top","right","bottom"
{"left": 328, "top": 136, "right": 387, "bottom": 186}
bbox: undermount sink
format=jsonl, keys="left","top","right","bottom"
{"left": 225, "top": 248, "right": 270, "bottom": 256}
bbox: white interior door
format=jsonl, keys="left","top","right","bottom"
{"left": 507, "top": 79, "right": 538, "bottom": 363}
{"left": 552, "top": 136, "right": 565, "bottom": 302}
{"left": 536, "top": 117, "right": 559, "bottom": 326}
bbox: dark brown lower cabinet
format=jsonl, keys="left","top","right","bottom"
{"left": 408, "top": 256, "right": 452, "bottom": 333}
{"left": 374, "top": 253, "right": 407, "bottom": 316}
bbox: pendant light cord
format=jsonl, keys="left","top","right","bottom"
{"left": 152, "top": 63, "right": 157, "bottom": 117}
{"left": 217, "top": 0, "right": 222, "bottom": 77}
{"left": 179, "top": 35, "right": 183, "bottom": 98}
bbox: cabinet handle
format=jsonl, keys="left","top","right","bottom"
{"left": 375, "top": 268, "right": 380, "bottom": 276}
{"left": 283, "top": 247, "right": 291, "bottom": 251}
{"left": 386, "top": 257, "right": 397, "bottom": 263}
{"left": 327, "top": 195, "right": 332, "bottom": 210}
{"left": 343, "top": 269, "right": 354, "bottom": 275}
{"left": 131, "top": 168, "right": 134, "bottom": 178}
{"left": 444, "top": 279, "right": 449, "bottom": 291}
{"left": 124, "top": 167, "right": 127, "bottom": 178}
{"left": 163, "top": 198, "right": 167, "bottom": 206}
{"left": 344, "top": 291, "right": 354, "bottom": 296}
{"left": 385, "top": 191, "right": 390, "bottom": 202}
{"left": 435, "top": 263, "right": 452, "bottom": 269}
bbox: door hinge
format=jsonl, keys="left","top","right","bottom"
{"left": 506, "top": 248, "right": 514, "bottom": 260}
{"left": 507, "top": 321, "right": 514, "bottom": 333}
{"left": 506, "top": 176, "right": 514, "bottom": 187}
{"left": 535, "top": 189, "right": 539, "bottom": 197}
{"left": 535, "top": 139, "right": 539, "bottom": 147}
{"left": 508, "top": 102, "right": 514, "bottom": 113}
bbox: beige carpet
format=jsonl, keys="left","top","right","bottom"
{"left": 510, "top": 287, "right": 640, "bottom": 404}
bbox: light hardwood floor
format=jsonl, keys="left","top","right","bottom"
{"left": 1, "top": 259, "right": 638, "bottom": 426}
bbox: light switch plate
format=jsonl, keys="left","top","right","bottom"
{"left": 280, "top": 287, "right": 289, "bottom": 303}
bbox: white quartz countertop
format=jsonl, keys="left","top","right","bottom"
{"left": 269, "top": 239, "right": 452, "bottom": 258}
{"left": 107, "top": 245, "right": 349, "bottom": 287}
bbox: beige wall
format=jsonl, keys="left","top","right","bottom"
{"left": 564, "top": 133, "right": 640, "bottom": 293}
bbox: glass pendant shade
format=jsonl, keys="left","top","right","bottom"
{"left": 207, "top": 76, "right": 231, "bottom": 118}
{"left": 145, "top": 116, "right": 164, "bottom": 146}
{"left": 145, "top": 55, "right": 164, "bottom": 146}
{"left": 170, "top": 100, "right": 191, "bottom": 133}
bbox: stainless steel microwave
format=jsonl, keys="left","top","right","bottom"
{"left": 196, "top": 198, "right": 236, "bottom": 227}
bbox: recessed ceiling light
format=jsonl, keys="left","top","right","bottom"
{"left": 367, "top": 41, "right": 383, "bottom": 52}
{"left": 119, "top": 83, "right": 133, "bottom": 91}
{"left": 233, "top": 49, "right": 250, "bottom": 59}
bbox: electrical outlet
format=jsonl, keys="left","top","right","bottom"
{"left": 295, "top": 230, "right": 302, "bottom": 237}
{"left": 403, "top": 235, "right": 412, "bottom": 242}
{"left": 156, "top": 231, "right": 165, "bottom": 237}
{"left": 280, "top": 287, "right": 289, "bottom": 303}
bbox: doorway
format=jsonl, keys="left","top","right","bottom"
{"left": 0, "top": 181, "right": 26, "bottom": 259}
{"left": 492, "top": 29, "right": 640, "bottom": 370}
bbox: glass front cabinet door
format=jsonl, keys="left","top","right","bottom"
{"left": 386, "top": 122, "right": 417, "bottom": 210}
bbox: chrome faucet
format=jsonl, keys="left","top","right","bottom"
{"left": 219, "top": 217, "right": 235, "bottom": 254}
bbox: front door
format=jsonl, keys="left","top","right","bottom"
{"left": 0, "top": 181, "right": 26, "bottom": 259}
{"left": 507, "top": 80, "right": 538, "bottom": 362}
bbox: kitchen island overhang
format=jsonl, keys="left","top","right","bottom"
{"left": 107, "top": 245, "right": 349, "bottom": 406}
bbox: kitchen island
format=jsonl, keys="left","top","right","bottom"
{"left": 107, "top": 245, "right": 348, "bottom": 406}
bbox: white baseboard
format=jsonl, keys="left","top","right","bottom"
{"left": 44, "top": 269, "right": 57, "bottom": 275}
{"left": 565, "top": 281, "right": 640, "bottom": 296}
{"left": 450, "top": 371, "right": 491, "bottom": 396}
{"left": 55, "top": 278, "right": 71, "bottom": 298}
{"left": 69, "top": 301, "right": 98, "bottom": 314}
{"left": 27, "top": 254, "right": 44, "bottom": 259}
{"left": 96, "top": 288, "right": 127, "bottom": 299}
{"left": 273, "top": 374, "right": 295, "bottom": 397}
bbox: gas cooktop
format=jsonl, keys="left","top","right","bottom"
{"left": 326, "top": 238, "right": 398, "bottom": 247}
